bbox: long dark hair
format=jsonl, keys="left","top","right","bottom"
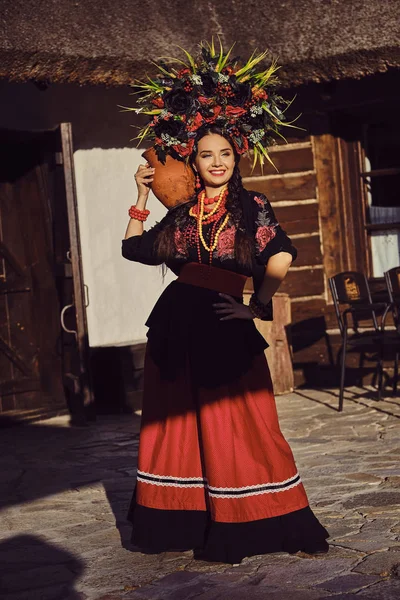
{"left": 154, "top": 126, "right": 254, "bottom": 268}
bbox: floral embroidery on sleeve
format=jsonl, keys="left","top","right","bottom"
{"left": 174, "top": 228, "right": 188, "bottom": 257}
{"left": 256, "top": 225, "right": 277, "bottom": 252}
{"left": 253, "top": 194, "right": 278, "bottom": 254}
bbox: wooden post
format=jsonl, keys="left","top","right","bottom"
{"left": 244, "top": 292, "right": 294, "bottom": 394}
{"left": 60, "top": 123, "right": 95, "bottom": 420}
{"left": 313, "top": 132, "right": 367, "bottom": 296}
{"left": 312, "top": 134, "right": 346, "bottom": 284}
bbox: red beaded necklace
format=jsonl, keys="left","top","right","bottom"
{"left": 189, "top": 188, "right": 228, "bottom": 222}
{"left": 189, "top": 188, "right": 229, "bottom": 264}
{"left": 203, "top": 192, "right": 222, "bottom": 205}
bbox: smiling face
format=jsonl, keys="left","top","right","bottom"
{"left": 193, "top": 133, "right": 236, "bottom": 193}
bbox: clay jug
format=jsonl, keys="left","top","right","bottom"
{"left": 142, "top": 147, "right": 195, "bottom": 209}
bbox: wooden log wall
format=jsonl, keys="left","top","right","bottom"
{"left": 241, "top": 137, "right": 328, "bottom": 386}
{"left": 241, "top": 135, "right": 394, "bottom": 388}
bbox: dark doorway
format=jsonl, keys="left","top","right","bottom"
{"left": 0, "top": 127, "right": 93, "bottom": 424}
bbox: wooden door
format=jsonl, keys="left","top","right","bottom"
{"left": 0, "top": 131, "right": 64, "bottom": 417}
{"left": 0, "top": 126, "right": 94, "bottom": 422}
{"left": 55, "top": 123, "right": 94, "bottom": 423}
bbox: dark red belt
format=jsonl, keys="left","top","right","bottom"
{"left": 177, "top": 263, "right": 247, "bottom": 297}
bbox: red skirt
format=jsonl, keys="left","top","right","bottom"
{"left": 128, "top": 264, "right": 329, "bottom": 563}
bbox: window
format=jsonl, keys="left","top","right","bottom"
{"left": 361, "top": 121, "right": 400, "bottom": 277}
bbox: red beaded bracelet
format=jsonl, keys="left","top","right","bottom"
{"left": 128, "top": 205, "right": 150, "bottom": 222}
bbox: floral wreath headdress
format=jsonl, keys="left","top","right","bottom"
{"left": 125, "top": 38, "right": 297, "bottom": 171}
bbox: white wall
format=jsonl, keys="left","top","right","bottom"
{"left": 74, "top": 147, "right": 175, "bottom": 347}
{"left": 0, "top": 80, "right": 175, "bottom": 348}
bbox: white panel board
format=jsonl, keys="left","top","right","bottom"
{"left": 74, "top": 147, "right": 175, "bottom": 347}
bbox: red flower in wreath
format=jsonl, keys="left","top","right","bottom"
{"left": 173, "top": 138, "right": 195, "bottom": 157}
{"left": 198, "top": 96, "right": 213, "bottom": 105}
{"left": 252, "top": 87, "right": 268, "bottom": 101}
{"left": 232, "top": 134, "right": 249, "bottom": 155}
{"left": 225, "top": 105, "right": 247, "bottom": 118}
{"left": 187, "top": 112, "right": 204, "bottom": 132}
{"left": 152, "top": 97, "right": 165, "bottom": 108}
{"left": 177, "top": 68, "right": 192, "bottom": 77}
{"left": 204, "top": 105, "right": 222, "bottom": 123}
{"left": 256, "top": 225, "right": 276, "bottom": 252}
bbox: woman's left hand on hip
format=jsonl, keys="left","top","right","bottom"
{"left": 213, "top": 293, "right": 254, "bottom": 321}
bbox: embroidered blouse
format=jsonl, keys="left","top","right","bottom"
{"left": 121, "top": 190, "right": 297, "bottom": 387}
{"left": 121, "top": 190, "right": 297, "bottom": 276}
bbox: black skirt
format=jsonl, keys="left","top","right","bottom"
{"left": 128, "top": 490, "right": 329, "bottom": 564}
{"left": 145, "top": 279, "right": 268, "bottom": 388}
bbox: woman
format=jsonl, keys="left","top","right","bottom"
{"left": 122, "top": 126, "right": 329, "bottom": 564}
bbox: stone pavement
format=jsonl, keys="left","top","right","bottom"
{"left": 0, "top": 385, "right": 400, "bottom": 600}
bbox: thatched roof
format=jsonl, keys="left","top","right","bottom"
{"left": 1, "top": 0, "right": 399, "bottom": 88}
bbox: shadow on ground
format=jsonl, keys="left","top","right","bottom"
{"left": 295, "top": 386, "right": 400, "bottom": 419}
{"left": 0, "top": 535, "right": 84, "bottom": 599}
{"left": 0, "top": 415, "right": 141, "bottom": 542}
{"left": 1, "top": 390, "right": 400, "bottom": 599}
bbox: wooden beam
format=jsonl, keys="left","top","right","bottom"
{"left": 60, "top": 123, "right": 94, "bottom": 415}
{"left": 360, "top": 168, "right": 400, "bottom": 178}
{"left": 0, "top": 240, "right": 24, "bottom": 276}
{"left": 0, "top": 377, "right": 40, "bottom": 396}
{"left": 365, "top": 223, "right": 400, "bottom": 232}
{"left": 275, "top": 202, "right": 320, "bottom": 235}
{"left": 240, "top": 145, "right": 314, "bottom": 177}
{"left": 336, "top": 137, "right": 368, "bottom": 274}
{"left": 0, "top": 335, "right": 31, "bottom": 375}
{"left": 312, "top": 133, "right": 346, "bottom": 283}
{"left": 244, "top": 172, "right": 316, "bottom": 201}
{"left": 291, "top": 236, "right": 323, "bottom": 267}
{"left": 280, "top": 268, "right": 325, "bottom": 297}
{"left": 312, "top": 132, "right": 366, "bottom": 280}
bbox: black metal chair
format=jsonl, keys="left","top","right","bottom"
{"left": 329, "top": 271, "right": 395, "bottom": 411}
{"left": 384, "top": 266, "right": 400, "bottom": 395}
